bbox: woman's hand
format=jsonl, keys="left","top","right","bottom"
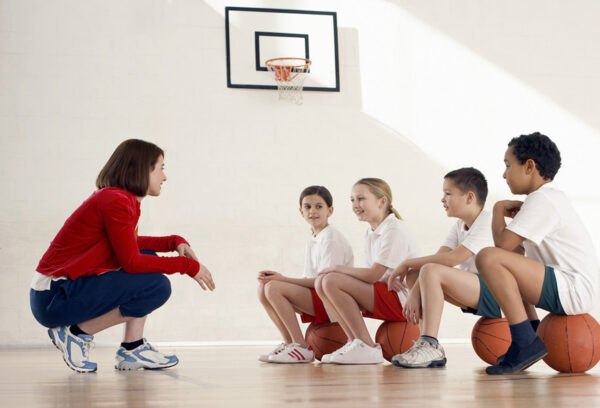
{"left": 387, "top": 263, "right": 409, "bottom": 289}
{"left": 177, "top": 243, "right": 198, "bottom": 261}
{"left": 403, "top": 289, "right": 422, "bottom": 325}
{"left": 193, "top": 263, "right": 215, "bottom": 291}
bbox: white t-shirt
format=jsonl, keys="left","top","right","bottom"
{"left": 506, "top": 183, "right": 599, "bottom": 315}
{"left": 441, "top": 210, "right": 494, "bottom": 273}
{"left": 303, "top": 225, "right": 354, "bottom": 278}
{"left": 364, "top": 214, "right": 420, "bottom": 306}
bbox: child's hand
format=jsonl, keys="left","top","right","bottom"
{"left": 258, "top": 271, "right": 282, "bottom": 283}
{"left": 193, "top": 264, "right": 215, "bottom": 291}
{"left": 403, "top": 290, "right": 422, "bottom": 325}
{"left": 176, "top": 243, "right": 199, "bottom": 261}
{"left": 387, "top": 263, "right": 408, "bottom": 289}
{"left": 496, "top": 200, "right": 523, "bottom": 218}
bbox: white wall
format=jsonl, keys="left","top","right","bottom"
{"left": 1, "top": 0, "right": 598, "bottom": 345}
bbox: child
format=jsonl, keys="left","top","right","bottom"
{"left": 476, "top": 132, "right": 599, "bottom": 374}
{"left": 387, "top": 167, "right": 496, "bottom": 368}
{"left": 30, "top": 139, "right": 215, "bottom": 373}
{"left": 316, "top": 178, "right": 420, "bottom": 364}
{"left": 257, "top": 185, "right": 354, "bottom": 363}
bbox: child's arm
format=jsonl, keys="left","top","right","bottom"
{"left": 258, "top": 271, "right": 316, "bottom": 288}
{"left": 492, "top": 200, "right": 526, "bottom": 251}
{"left": 387, "top": 245, "right": 473, "bottom": 288}
{"left": 319, "top": 264, "right": 388, "bottom": 284}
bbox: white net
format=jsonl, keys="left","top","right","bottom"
{"left": 266, "top": 58, "right": 311, "bottom": 105}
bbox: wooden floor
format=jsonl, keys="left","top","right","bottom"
{"left": 2, "top": 344, "right": 599, "bottom": 408}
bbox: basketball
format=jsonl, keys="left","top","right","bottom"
{"left": 375, "top": 321, "right": 420, "bottom": 362}
{"left": 305, "top": 322, "right": 348, "bottom": 361}
{"left": 537, "top": 313, "right": 600, "bottom": 373}
{"left": 471, "top": 317, "right": 511, "bottom": 365}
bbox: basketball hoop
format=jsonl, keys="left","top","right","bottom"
{"left": 265, "top": 57, "right": 311, "bottom": 105}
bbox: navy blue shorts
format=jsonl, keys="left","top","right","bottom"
{"left": 30, "top": 251, "right": 172, "bottom": 328}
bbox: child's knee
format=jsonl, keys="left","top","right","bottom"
{"left": 475, "top": 247, "right": 499, "bottom": 274}
{"left": 419, "top": 263, "right": 441, "bottom": 281}
{"left": 321, "top": 273, "right": 340, "bottom": 293}
{"left": 263, "top": 280, "right": 281, "bottom": 300}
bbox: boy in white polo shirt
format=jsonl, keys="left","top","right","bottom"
{"left": 387, "top": 168, "right": 496, "bottom": 368}
{"left": 476, "top": 132, "right": 598, "bottom": 375}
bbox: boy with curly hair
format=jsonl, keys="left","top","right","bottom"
{"left": 476, "top": 132, "right": 598, "bottom": 375}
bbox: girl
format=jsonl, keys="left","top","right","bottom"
{"left": 257, "top": 185, "right": 354, "bottom": 363}
{"left": 30, "top": 139, "right": 214, "bottom": 373}
{"left": 316, "top": 178, "right": 419, "bottom": 364}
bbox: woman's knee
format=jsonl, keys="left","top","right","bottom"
{"left": 151, "top": 274, "right": 172, "bottom": 306}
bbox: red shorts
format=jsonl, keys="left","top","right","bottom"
{"left": 362, "top": 282, "right": 406, "bottom": 322}
{"left": 300, "top": 289, "right": 331, "bottom": 324}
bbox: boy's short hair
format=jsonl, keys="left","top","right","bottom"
{"left": 444, "top": 167, "right": 488, "bottom": 206}
{"left": 508, "top": 132, "right": 561, "bottom": 180}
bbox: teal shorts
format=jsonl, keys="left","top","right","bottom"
{"left": 461, "top": 274, "right": 502, "bottom": 319}
{"left": 461, "top": 266, "right": 566, "bottom": 318}
{"left": 536, "top": 266, "right": 566, "bottom": 315}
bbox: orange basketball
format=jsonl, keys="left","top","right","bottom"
{"left": 471, "top": 317, "right": 511, "bottom": 365}
{"left": 375, "top": 321, "right": 420, "bottom": 362}
{"left": 305, "top": 322, "right": 348, "bottom": 361}
{"left": 537, "top": 313, "right": 600, "bottom": 373}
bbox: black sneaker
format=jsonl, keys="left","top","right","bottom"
{"left": 486, "top": 336, "right": 547, "bottom": 375}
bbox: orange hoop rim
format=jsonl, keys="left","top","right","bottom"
{"left": 265, "top": 57, "right": 312, "bottom": 70}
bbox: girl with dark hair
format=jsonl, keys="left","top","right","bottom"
{"left": 257, "top": 185, "right": 354, "bottom": 363}
{"left": 30, "top": 139, "right": 214, "bottom": 372}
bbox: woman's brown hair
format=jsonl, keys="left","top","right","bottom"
{"left": 96, "top": 139, "right": 164, "bottom": 197}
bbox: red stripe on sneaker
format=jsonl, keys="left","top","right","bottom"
{"left": 292, "top": 349, "right": 306, "bottom": 360}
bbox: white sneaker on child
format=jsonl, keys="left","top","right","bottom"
{"left": 268, "top": 344, "right": 314, "bottom": 363}
{"left": 258, "top": 343, "right": 287, "bottom": 362}
{"left": 321, "top": 341, "right": 353, "bottom": 363}
{"left": 329, "top": 339, "right": 385, "bottom": 365}
{"left": 391, "top": 338, "right": 447, "bottom": 368}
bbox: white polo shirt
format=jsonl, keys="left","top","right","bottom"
{"left": 506, "top": 183, "right": 599, "bottom": 315}
{"left": 364, "top": 214, "right": 420, "bottom": 305}
{"left": 303, "top": 225, "right": 354, "bottom": 278}
{"left": 441, "top": 210, "right": 494, "bottom": 274}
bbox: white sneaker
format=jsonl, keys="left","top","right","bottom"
{"left": 321, "top": 341, "right": 353, "bottom": 363}
{"left": 258, "top": 343, "right": 287, "bottom": 362}
{"left": 330, "top": 339, "right": 385, "bottom": 365}
{"left": 115, "top": 339, "right": 178, "bottom": 370}
{"left": 391, "top": 338, "right": 447, "bottom": 368}
{"left": 268, "top": 344, "right": 314, "bottom": 363}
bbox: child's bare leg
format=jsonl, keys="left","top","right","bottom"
{"left": 78, "top": 307, "right": 135, "bottom": 335}
{"left": 123, "top": 315, "right": 147, "bottom": 342}
{"left": 523, "top": 301, "right": 539, "bottom": 321}
{"left": 419, "top": 264, "right": 481, "bottom": 338}
{"left": 314, "top": 276, "right": 355, "bottom": 341}
{"left": 405, "top": 268, "right": 420, "bottom": 289}
{"left": 320, "top": 272, "right": 376, "bottom": 347}
{"left": 264, "top": 281, "right": 314, "bottom": 346}
{"left": 258, "top": 283, "right": 293, "bottom": 344}
{"left": 476, "top": 247, "right": 545, "bottom": 325}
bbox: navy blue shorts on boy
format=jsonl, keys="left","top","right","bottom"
{"left": 30, "top": 251, "right": 172, "bottom": 328}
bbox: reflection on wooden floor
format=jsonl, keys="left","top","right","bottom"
{"left": 1, "top": 344, "right": 599, "bottom": 407}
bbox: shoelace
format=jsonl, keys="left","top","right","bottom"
{"left": 82, "top": 339, "right": 95, "bottom": 359}
{"left": 336, "top": 341, "right": 355, "bottom": 356}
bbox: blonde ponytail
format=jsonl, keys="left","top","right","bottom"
{"left": 355, "top": 178, "right": 402, "bottom": 220}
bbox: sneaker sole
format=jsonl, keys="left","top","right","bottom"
{"left": 267, "top": 359, "right": 314, "bottom": 364}
{"left": 391, "top": 358, "right": 447, "bottom": 368}
{"left": 330, "top": 359, "right": 385, "bottom": 365}
{"left": 115, "top": 360, "right": 179, "bottom": 371}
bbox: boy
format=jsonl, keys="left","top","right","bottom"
{"left": 476, "top": 132, "right": 598, "bottom": 375}
{"left": 387, "top": 167, "right": 497, "bottom": 368}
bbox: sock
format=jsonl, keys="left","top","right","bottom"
{"left": 121, "top": 339, "right": 144, "bottom": 351}
{"left": 530, "top": 319, "right": 540, "bottom": 332}
{"left": 69, "top": 324, "right": 88, "bottom": 337}
{"left": 420, "top": 335, "right": 439, "bottom": 346}
{"left": 509, "top": 320, "right": 536, "bottom": 347}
